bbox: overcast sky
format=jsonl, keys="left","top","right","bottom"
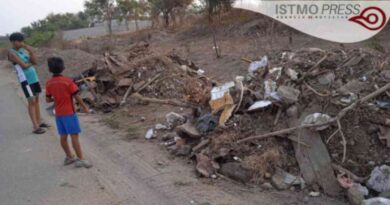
{"left": 0, "top": 0, "right": 85, "bottom": 36}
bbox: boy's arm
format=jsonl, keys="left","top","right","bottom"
{"left": 46, "top": 96, "right": 54, "bottom": 103}
{"left": 23, "top": 45, "right": 38, "bottom": 65}
{"left": 8, "top": 52, "right": 32, "bottom": 69}
{"left": 74, "top": 94, "right": 90, "bottom": 113}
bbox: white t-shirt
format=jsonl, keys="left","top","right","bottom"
{"left": 14, "top": 64, "right": 27, "bottom": 83}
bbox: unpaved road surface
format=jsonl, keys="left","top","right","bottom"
{"left": 0, "top": 64, "right": 346, "bottom": 205}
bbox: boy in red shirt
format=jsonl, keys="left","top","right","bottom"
{"left": 45, "top": 57, "right": 92, "bottom": 168}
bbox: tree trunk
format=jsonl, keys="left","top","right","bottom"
{"left": 107, "top": 19, "right": 113, "bottom": 35}
{"left": 135, "top": 14, "right": 139, "bottom": 31}
{"left": 164, "top": 12, "right": 169, "bottom": 27}
{"left": 125, "top": 17, "right": 130, "bottom": 31}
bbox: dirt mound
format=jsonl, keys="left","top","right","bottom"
{"left": 35, "top": 48, "right": 99, "bottom": 81}
{"left": 178, "top": 9, "right": 294, "bottom": 40}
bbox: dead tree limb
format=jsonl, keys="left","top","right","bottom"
{"left": 298, "top": 54, "right": 329, "bottom": 83}
{"left": 337, "top": 119, "right": 347, "bottom": 163}
{"left": 131, "top": 93, "right": 197, "bottom": 108}
{"left": 120, "top": 73, "right": 162, "bottom": 106}
{"left": 304, "top": 81, "right": 331, "bottom": 97}
{"left": 332, "top": 163, "right": 367, "bottom": 183}
{"left": 80, "top": 72, "right": 98, "bottom": 101}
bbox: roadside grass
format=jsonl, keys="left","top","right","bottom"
{"left": 101, "top": 114, "right": 120, "bottom": 129}
{"left": 126, "top": 125, "right": 141, "bottom": 140}
{"left": 173, "top": 180, "right": 193, "bottom": 187}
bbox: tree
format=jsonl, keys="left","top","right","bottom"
{"left": 148, "top": 0, "right": 192, "bottom": 27}
{"left": 21, "top": 13, "right": 89, "bottom": 46}
{"left": 117, "top": 0, "right": 148, "bottom": 31}
{"left": 204, "top": 0, "right": 234, "bottom": 22}
{"left": 85, "top": 0, "right": 115, "bottom": 34}
{"left": 201, "top": 0, "right": 235, "bottom": 58}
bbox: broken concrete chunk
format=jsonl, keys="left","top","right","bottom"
{"left": 287, "top": 105, "right": 298, "bottom": 118}
{"left": 117, "top": 78, "right": 133, "bottom": 87}
{"left": 277, "top": 86, "right": 300, "bottom": 104}
{"left": 348, "top": 184, "right": 369, "bottom": 205}
{"left": 302, "top": 113, "right": 332, "bottom": 131}
{"left": 338, "top": 80, "right": 368, "bottom": 95}
{"left": 317, "top": 72, "right": 335, "bottom": 85}
{"left": 176, "top": 122, "right": 201, "bottom": 138}
{"left": 175, "top": 145, "right": 192, "bottom": 156}
{"left": 367, "top": 165, "right": 390, "bottom": 193}
{"left": 381, "top": 70, "right": 390, "bottom": 80}
{"left": 166, "top": 112, "right": 186, "bottom": 129}
{"left": 271, "top": 168, "right": 305, "bottom": 190}
{"left": 155, "top": 123, "right": 168, "bottom": 130}
{"left": 362, "top": 197, "right": 390, "bottom": 205}
{"left": 219, "top": 162, "right": 252, "bottom": 183}
{"left": 196, "top": 154, "right": 216, "bottom": 178}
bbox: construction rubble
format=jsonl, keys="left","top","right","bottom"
{"left": 77, "top": 44, "right": 390, "bottom": 204}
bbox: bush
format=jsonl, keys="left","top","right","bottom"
{"left": 25, "top": 31, "right": 56, "bottom": 47}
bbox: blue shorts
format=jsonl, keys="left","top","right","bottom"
{"left": 55, "top": 114, "right": 81, "bottom": 136}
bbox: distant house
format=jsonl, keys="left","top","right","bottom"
{"left": 62, "top": 19, "right": 151, "bottom": 40}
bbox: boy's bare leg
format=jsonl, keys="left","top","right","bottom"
{"left": 34, "top": 97, "right": 42, "bottom": 124}
{"left": 27, "top": 98, "right": 40, "bottom": 130}
{"left": 60, "top": 135, "right": 72, "bottom": 158}
{"left": 71, "top": 134, "right": 83, "bottom": 160}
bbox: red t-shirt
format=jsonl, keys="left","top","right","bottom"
{"left": 46, "top": 75, "right": 79, "bottom": 116}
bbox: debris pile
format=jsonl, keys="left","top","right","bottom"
{"left": 78, "top": 45, "right": 390, "bottom": 202}
{"left": 76, "top": 42, "right": 213, "bottom": 112}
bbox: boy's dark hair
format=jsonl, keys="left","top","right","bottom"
{"left": 9, "top": 32, "right": 25, "bottom": 42}
{"left": 48, "top": 57, "right": 65, "bottom": 74}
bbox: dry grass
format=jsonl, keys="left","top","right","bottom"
{"left": 101, "top": 114, "right": 120, "bottom": 129}
{"left": 242, "top": 148, "right": 281, "bottom": 183}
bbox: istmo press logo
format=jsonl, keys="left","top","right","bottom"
{"left": 234, "top": 0, "right": 390, "bottom": 43}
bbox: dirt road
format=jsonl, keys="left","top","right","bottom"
{"left": 0, "top": 64, "right": 346, "bottom": 205}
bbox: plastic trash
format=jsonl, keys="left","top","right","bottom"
{"left": 340, "top": 93, "right": 358, "bottom": 104}
{"left": 367, "top": 165, "right": 390, "bottom": 193}
{"left": 248, "top": 56, "right": 268, "bottom": 75}
{"left": 264, "top": 80, "right": 280, "bottom": 101}
{"left": 196, "top": 113, "right": 218, "bottom": 134}
{"left": 210, "top": 81, "right": 235, "bottom": 100}
{"left": 269, "top": 67, "right": 283, "bottom": 81}
{"left": 248, "top": 100, "right": 272, "bottom": 111}
{"left": 377, "top": 101, "right": 390, "bottom": 108}
{"left": 286, "top": 68, "right": 299, "bottom": 80}
{"left": 145, "top": 128, "right": 155, "bottom": 140}
{"left": 302, "top": 113, "right": 332, "bottom": 131}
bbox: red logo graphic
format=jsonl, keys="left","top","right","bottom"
{"left": 349, "top": 7, "right": 387, "bottom": 31}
